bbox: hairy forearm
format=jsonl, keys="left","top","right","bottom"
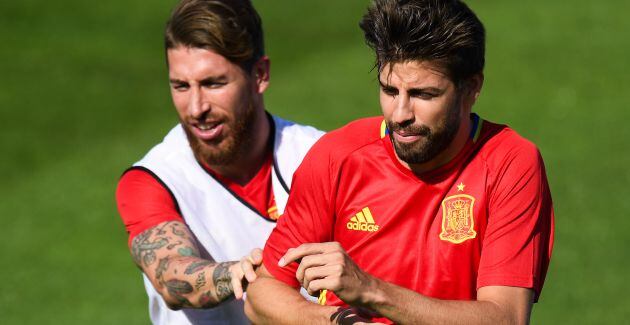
{"left": 364, "top": 279, "right": 530, "bottom": 325}
{"left": 131, "top": 221, "right": 237, "bottom": 309}
{"left": 245, "top": 267, "right": 336, "bottom": 324}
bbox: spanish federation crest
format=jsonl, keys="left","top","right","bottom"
{"left": 439, "top": 194, "right": 477, "bottom": 244}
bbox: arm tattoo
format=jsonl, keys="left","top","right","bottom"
{"left": 166, "top": 241, "right": 183, "bottom": 250}
{"left": 185, "top": 260, "right": 213, "bottom": 275}
{"left": 166, "top": 279, "right": 193, "bottom": 307}
{"left": 130, "top": 221, "right": 199, "bottom": 268}
{"left": 155, "top": 257, "right": 170, "bottom": 284}
{"left": 199, "top": 290, "right": 216, "bottom": 308}
{"left": 129, "top": 221, "right": 243, "bottom": 308}
{"left": 195, "top": 272, "right": 206, "bottom": 290}
{"left": 131, "top": 228, "right": 168, "bottom": 267}
{"left": 171, "top": 224, "right": 187, "bottom": 238}
{"left": 178, "top": 247, "right": 198, "bottom": 257}
{"left": 213, "top": 262, "right": 236, "bottom": 301}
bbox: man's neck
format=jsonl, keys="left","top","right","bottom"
{"left": 206, "top": 110, "right": 272, "bottom": 185}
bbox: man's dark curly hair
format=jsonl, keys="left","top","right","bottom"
{"left": 359, "top": 0, "right": 485, "bottom": 85}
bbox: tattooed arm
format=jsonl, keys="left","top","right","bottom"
{"left": 130, "top": 220, "right": 261, "bottom": 310}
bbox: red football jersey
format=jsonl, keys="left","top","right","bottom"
{"left": 263, "top": 115, "right": 554, "bottom": 321}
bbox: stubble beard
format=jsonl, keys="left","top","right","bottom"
{"left": 184, "top": 102, "right": 258, "bottom": 167}
{"left": 387, "top": 98, "right": 461, "bottom": 165}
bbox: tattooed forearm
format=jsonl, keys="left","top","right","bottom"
{"left": 166, "top": 241, "right": 183, "bottom": 250}
{"left": 129, "top": 221, "right": 244, "bottom": 309}
{"left": 195, "top": 272, "right": 207, "bottom": 290}
{"left": 185, "top": 260, "right": 213, "bottom": 275}
{"left": 213, "top": 262, "right": 236, "bottom": 301}
{"left": 155, "top": 257, "right": 170, "bottom": 284}
{"left": 199, "top": 290, "right": 217, "bottom": 308}
{"left": 178, "top": 246, "right": 198, "bottom": 257}
{"left": 171, "top": 224, "right": 187, "bottom": 238}
{"left": 131, "top": 228, "right": 169, "bottom": 267}
{"left": 166, "top": 279, "right": 194, "bottom": 307}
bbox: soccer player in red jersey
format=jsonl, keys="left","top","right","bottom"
{"left": 115, "top": 1, "right": 322, "bottom": 324}
{"left": 245, "top": 0, "right": 554, "bottom": 324}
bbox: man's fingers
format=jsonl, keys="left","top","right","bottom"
{"left": 241, "top": 257, "right": 258, "bottom": 283}
{"left": 295, "top": 252, "right": 340, "bottom": 283}
{"left": 303, "top": 264, "right": 342, "bottom": 283}
{"left": 228, "top": 263, "right": 245, "bottom": 299}
{"left": 307, "top": 277, "right": 341, "bottom": 296}
{"left": 249, "top": 248, "right": 263, "bottom": 264}
{"left": 300, "top": 264, "right": 342, "bottom": 293}
{"left": 279, "top": 242, "right": 341, "bottom": 267}
{"left": 231, "top": 274, "right": 244, "bottom": 300}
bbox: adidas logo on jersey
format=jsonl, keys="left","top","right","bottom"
{"left": 346, "top": 207, "right": 379, "bottom": 232}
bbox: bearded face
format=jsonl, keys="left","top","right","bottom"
{"left": 167, "top": 46, "right": 266, "bottom": 167}
{"left": 378, "top": 60, "right": 470, "bottom": 167}
{"left": 386, "top": 95, "right": 461, "bottom": 165}
{"left": 183, "top": 101, "right": 257, "bottom": 166}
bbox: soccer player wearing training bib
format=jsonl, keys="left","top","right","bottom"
{"left": 245, "top": 1, "right": 554, "bottom": 324}
{"left": 115, "top": 1, "right": 323, "bottom": 324}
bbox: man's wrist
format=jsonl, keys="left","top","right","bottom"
{"left": 358, "top": 275, "right": 386, "bottom": 308}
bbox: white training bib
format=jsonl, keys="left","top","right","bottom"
{"left": 133, "top": 115, "right": 323, "bottom": 325}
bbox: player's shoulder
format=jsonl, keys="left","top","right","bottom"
{"left": 272, "top": 114, "right": 325, "bottom": 145}
{"left": 477, "top": 118, "right": 542, "bottom": 168}
{"left": 311, "top": 116, "right": 384, "bottom": 159}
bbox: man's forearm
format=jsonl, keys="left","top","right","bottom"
{"left": 131, "top": 221, "right": 238, "bottom": 309}
{"left": 363, "top": 278, "right": 532, "bottom": 325}
{"left": 245, "top": 266, "right": 337, "bottom": 324}
{"left": 151, "top": 255, "right": 237, "bottom": 309}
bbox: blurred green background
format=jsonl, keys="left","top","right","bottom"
{"left": 1, "top": 0, "right": 628, "bottom": 323}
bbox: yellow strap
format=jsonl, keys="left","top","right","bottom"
{"left": 318, "top": 290, "right": 328, "bottom": 305}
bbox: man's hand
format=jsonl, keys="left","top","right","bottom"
{"left": 230, "top": 248, "right": 263, "bottom": 299}
{"left": 279, "top": 242, "right": 375, "bottom": 306}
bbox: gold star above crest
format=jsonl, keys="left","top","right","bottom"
{"left": 457, "top": 182, "right": 466, "bottom": 192}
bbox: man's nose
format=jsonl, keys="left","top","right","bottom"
{"left": 391, "top": 95, "right": 414, "bottom": 125}
{"left": 188, "top": 87, "right": 209, "bottom": 119}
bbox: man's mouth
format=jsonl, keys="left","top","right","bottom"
{"left": 191, "top": 121, "right": 224, "bottom": 141}
{"left": 393, "top": 130, "right": 424, "bottom": 143}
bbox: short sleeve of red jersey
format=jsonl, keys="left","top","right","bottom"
{"left": 263, "top": 139, "right": 337, "bottom": 287}
{"left": 477, "top": 139, "right": 554, "bottom": 300}
{"left": 116, "top": 168, "right": 184, "bottom": 246}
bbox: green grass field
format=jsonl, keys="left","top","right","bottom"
{"left": 2, "top": 0, "right": 629, "bottom": 323}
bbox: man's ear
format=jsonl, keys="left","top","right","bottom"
{"left": 463, "top": 73, "right": 484, "bottom": 108}
{"left": 252, "top": 56, "right": 270, "bottom": 94}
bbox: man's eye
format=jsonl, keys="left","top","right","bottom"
{"left": 382, "top": 87, "right": 398, "bottom": 96}
{"left": 202, "top": 82, "right": 227, "bottom": 89}
{"left": 172, "top": 84, "right": 189, "bottom": 91}
{"left": 412, "top": 92, "right": 438, "bottom": 100}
